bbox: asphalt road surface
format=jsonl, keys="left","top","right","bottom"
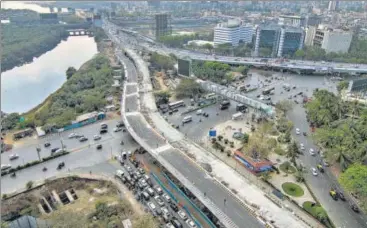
{"left": 160, "top": 148, "right": 262, "bottom": 228}
{"left": 1, "top": 119, "right": 125, "bottom": 167}
{"left": 1, "top": 124, "right": 140, "bottom": 194}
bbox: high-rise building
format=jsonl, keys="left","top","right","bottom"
{"left": 313, "top": 26, "right": 352, "bottom": 53}
{"left": 278, "top": 15, "right": 306, "bottom": 27}
{"left": 328, "top": 1, "right": 339, "bottom": 11}
{"left": 254, "top": 25, "right": 304, "bottom": 57}
{"left": 148, "top": 1, "right": 160, "bottom": 9}
{"left": 277, "top": 27, "right": 304, "bottom": 57}
{"left": 154, "top": 14, "right": 172, "bottom": 40}
{"left": 213, "top": 21, "right": 254, "bottom": 47}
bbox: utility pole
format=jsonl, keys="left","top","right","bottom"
{"left": 36, "top": 147, "right": 41, "bottom": 161}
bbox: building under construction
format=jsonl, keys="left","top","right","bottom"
{"left": 154, "top": 13, "right": 172, "bottom": 40}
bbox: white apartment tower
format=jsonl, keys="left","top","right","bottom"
{"left": 214, "top": 20, "right": 254, "bottom": 47}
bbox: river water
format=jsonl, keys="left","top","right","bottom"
{"left": 1, "top": 37, "right": 98, "bottom": 113}
{"left": 1, "top": 2, "right": 98, "bottom": 113}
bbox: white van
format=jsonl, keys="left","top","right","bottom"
{"left": 115, "top": 169, "right": 124, "bottom": 178}
{"left": 182, "top": 116, "right": 192, "bottom": 123}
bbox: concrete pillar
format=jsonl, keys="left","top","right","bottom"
{"left": 38, "top": 204, "right": 46, "bottom": 214}
{"left": 52, "top": 190, "right": 62, "bottom": 204}
{"left": 65, "top": 190, "right": 75, "bottom": 202}
{"left": 41, "top": 197, "right": 53, "bottom": 213}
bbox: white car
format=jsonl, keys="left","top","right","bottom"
{"left": 177, "top": 210, "right": 188, "bottom": 221}
{"left": 1, "top": 164, "right": 12, "bottom": 171}
{"left": 196, "top": 109, "right": 203, "bottom": 115}
{"left": 154, "top": 196, "right": 165, "bottom": 206}
{"left": 9, "top": 154, "right": 19, "bottom": 160}
{"left": 300, "top": 143, "right": 305, "bottom": 150}
{"left": 147, "top": 202, "right": 156, "bottom": 211}
{"left": 186, "top": 219, "right": 197, "bottom": 228}
{"left": 311, "top": 167, "right": 318, "bottom": 176}
{"left": 309, "top": 148, "right": 315, "bottom": 156}
{"left": 68, "top": 133, "right": 77, "bottom": 139}
{"left": 296, "top": 128, "right": 300, "bottom": 135}
{"left": 113, "top": 127, "right": 122, "bottom": 132}
{"left": 162, "top": 193, "right": 171, "bottom": 202}
{"left": 127, "top": 151, "right": 132, "bottom": 157}
{"left": 93, "top": 135, "right": 101, "bottom": 140}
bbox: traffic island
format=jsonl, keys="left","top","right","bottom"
{"left": 303, "top": 201, "right": 333, "bottom": 228}
{"left": 282, "top": 182, "right": 305, "bottom": 197}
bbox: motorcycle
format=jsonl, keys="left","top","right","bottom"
{"left": 43, "top": 167, "right": 48, "bottom": 172}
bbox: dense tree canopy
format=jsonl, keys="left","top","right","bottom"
{"left": 339, "top": 164, "right": 367, "bottom": 213}
{"left": 149, "top": 52, "right": 175, "bottom": 70}
{"left": 24, "top": 55, "right": 114, "bottom": 129}
{"left": 192, "top": 60, "right": 231, "bottom": 83}
{"left": 1, "top": 23, "right": 68, "bottom": 72}
{"left": 306, "top": 89, "right": 367, "bottom": 169}
{"left": 175, "top": 78, "right": 203, "bottom": 98}
{"left": 294, "top": 40, "right": 367, "bottom": 64}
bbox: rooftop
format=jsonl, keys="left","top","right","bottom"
{"left": 76, "top": 111, "right": 98, "bottom": 122}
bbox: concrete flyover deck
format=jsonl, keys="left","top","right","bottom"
{"left": 113, "top": 45, "right": 263, "bottom": 228}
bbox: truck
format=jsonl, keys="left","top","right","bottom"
{"left": 219, "top": 100, "right": 230, "bottom": 110}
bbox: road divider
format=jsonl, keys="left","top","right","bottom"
{"left": 1, "top": 151, "right": 70, "bottom": 176}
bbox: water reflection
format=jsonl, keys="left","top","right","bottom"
{"left": 1, "top": 36, "right": 98, "bottom": 113}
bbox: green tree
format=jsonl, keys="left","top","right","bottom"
{"left": 1, "top": 113, "right": 20, "bottom": 130}
{"left": 294, "top": 164, "right": 307, "bottom": 183}
{"left": 275, "top": 100, "right": 294, "bottom": 116}
{"left": 235, "top": 66, "right": 249, "bottom": 75}
{"left": 66, "top": 66, "right": 77, "bottom": 79}
{"left": 154, "top": 90, "right": 171, "bottom": 104}
{"left": 287, "top": 141, "right": 299, "bottom": 165}
{"left": 337, "top": 81, "right": 349, "bottom": 93}
{"left": 294, "top": 49, "right": 305, "bottom": 59}
{"left": 203, "top": 43, "right": 214, "bottom": 53}
{"left": 175, "top": 78, "right": 203, "bottom": 98}
{"left": 339, "top": 164, "right": 367, "bottom": 212}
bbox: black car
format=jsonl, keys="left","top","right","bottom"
{"left": 100, "top": 129, "right": 108, "bottom": 134}
{"left": 57, "top": 162, "right": 65, "bottom": 170}
{"left": 351, "top": 204, "right": 360, "bottom": 213}
{"left": 96, "top": 144, "right": 102, "bottom": 150}
{"left": 51, "top": 147, "right": 60, "bottom": 153}
{"left": 132, "top": 160, "right": 139, "bottom": 168}
{"left": 116, "top": 122, "right": 125, "bottom": 128}
{"left": 169, "top": 203, "right": 179, "bottom": 212}
{"left": 44, "top": 142, "right": 51, "bottom": 147}
{"left": 337, "top": 191, "right": 346, "bottom": 201}
{"left": 79, "top": 137, "right": 88, "bottom": 142}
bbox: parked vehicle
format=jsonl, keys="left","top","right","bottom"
{"left": 1, "top": 164, "right": 12, "bottom": 171}
{"left": 169, "top": 202, "right": 179, "bottom": 212}
{"left": 100, "top": 123, "right": 108, "bottom": 129}
{"left": 51, "top": 147, "right": 60, "bottom": 153}
{"left": 177, "top": 210, "right": 187, "bottom": 221}
{"left": 44, "top": 142, "right": 51, "bottom": 147}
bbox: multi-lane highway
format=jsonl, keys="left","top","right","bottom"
{"left": 116, "top": 27, "right": 367, "bottom": 75}
{"left": 113, "top": 39, "right": 266, "bottom": 227}
{"left": 106, "top": 23, "right": 316, "bottom": 227}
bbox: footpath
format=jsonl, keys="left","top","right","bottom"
{"left": 125, "top": 48, "right": 322, "bottom": 228}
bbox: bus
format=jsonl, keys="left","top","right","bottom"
{"left": 168, "top": 100, "right": 185, "bottom": 109}
{"left": 262, "top": 87, "right": 275, "bottom": 95}
{"left": 205, "top": 93, "right": 217, "bottom": 100}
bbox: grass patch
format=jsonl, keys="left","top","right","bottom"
{"left": 282, "top": 182, "right": 304, "bottom": 197}
{"left": 279, "top": 161, "right": 296, "bottom": 174}
{"left": 274, "top": 147, "right": 286, "bottom": 155}
{"left": 303, "top": 201, "right": 333, "bottom": 228}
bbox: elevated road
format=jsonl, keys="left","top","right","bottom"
{"left": 114, "top": 26, "right": 367, "bottom": 75}
{"left": 117, "top": 50, "right": 260, "bottom": 228}
{"left": 105, "top": 23, "right": 313, "bottom": 228}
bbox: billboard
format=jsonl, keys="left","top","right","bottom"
{"left": 178, "top": 59, "right": 191, "bottom": 77}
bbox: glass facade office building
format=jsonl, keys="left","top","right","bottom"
{"left": 254, "top": 25, "right": 304, "bottom": 57}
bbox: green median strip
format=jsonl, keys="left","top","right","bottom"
{"left": 1, "top": 151, "right": 70, "bottom": 176}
